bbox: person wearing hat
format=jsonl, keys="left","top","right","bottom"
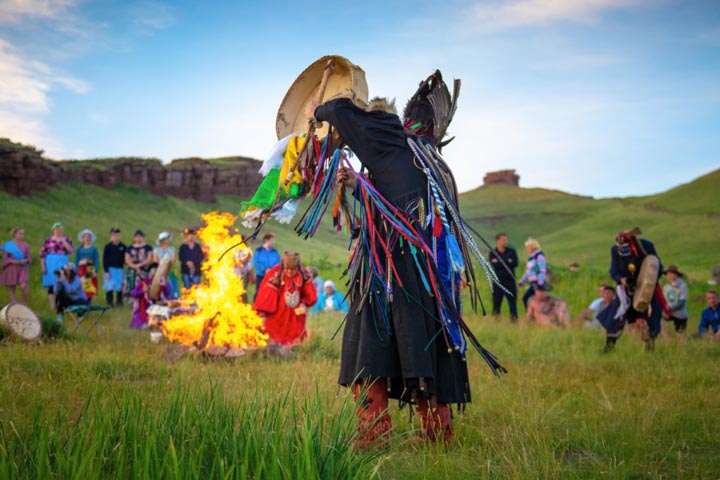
{"left": 40, "top": 221, "right": 74, "bottom": 311}
{"left": 524, "top": 283, "right": 571, "bottom": 328}
{"left": 312, "top": 280, "right": 348, "bottom": 314}
{"left": 305, "top": 74, "right": 505, "bottom": 448}
{"left": 153, "top": 232, "right": 179, "bottom": 299}
{"left": 179, "top": 228, "right": 204, "bottom": 290}
{"left": 74, "top": 229, "right": 99, "bottom": 271}
{"left": 125, "top": 229, "right": 153, "bottom": 301}
{"left": 75, "top": 229, "right": 100, "bottom": 302}
{"left": 608, "top": 227, "right": 666, "bottom": 351}
{"left": 54, "top": 262, "right": 88, "bottom": 322}
{"left": 102, "top": 228, "right": 127, "bottom": 307}
{"left": 662, "top": 265, "right": 689, "bottom": 334}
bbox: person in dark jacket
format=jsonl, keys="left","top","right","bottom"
{"left": 489, "top": 233, "right": 519, "bottom": 320}
{"left": 305, "top": 90, "right": 480, "bottom": 447}
{"left": 178, "top": 228, "right": 204, "bottom": 289}
{"left": 605, "top": 228, "right": 664, "bottom": 352}
{"left": 103, "top": 228, "right": 126, "bottom": 307}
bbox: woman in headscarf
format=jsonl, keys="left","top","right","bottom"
{"left": 40, "top": 222, "right": 74, "bottom": 310}
{"left": 253, "top": 251, "right": 317, "bottom": 347}
{"left": 0, "top": 228, "right": 31, "bottom": 304}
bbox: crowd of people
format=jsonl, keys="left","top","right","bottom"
{"left": 1, "top": 222, "right": 717, "bottom": 344}
{"left": 0, "top": 224, "right": 351, "bottom": 340}
{"left": 486, "top": 231, "right": 720, "bottom": 350}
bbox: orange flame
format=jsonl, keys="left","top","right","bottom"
{"left": 161, "top": 211, "right": 268, "bottom": 349}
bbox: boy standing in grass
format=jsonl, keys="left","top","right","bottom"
{"left": 662, "top": 265, "right": 689, "bottom": 334}
{"left": 103, "top": 228, "right": 126, "bottom": 307}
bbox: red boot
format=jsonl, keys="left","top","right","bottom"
{"left": 351, "top": 379, "right": 393, "bottom": 449}
{"left": 415, "top": 399, "right": 453, "bottom": 445}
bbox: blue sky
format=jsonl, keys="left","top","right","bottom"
{"left": 1, "top": 0, "right": 718, "bottom": 197}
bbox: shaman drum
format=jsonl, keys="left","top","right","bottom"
{"left": 0, "top": 303, "right": 42, "bottom": 341}
{"left": 633, "top": 254, "right": 660, "bottom": 312}
{"left": 276, "top": 55, "right": 368, "bottom": 140}
{"left": 149, "top": 257, "right": 172, "bottom": 300}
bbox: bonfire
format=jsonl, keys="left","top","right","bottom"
{"left": 161, "top": 212, "right": 268, "bottom": 350}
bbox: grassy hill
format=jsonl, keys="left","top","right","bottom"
{"left": 461, "top": 170, "right": 720, "bottom": 274}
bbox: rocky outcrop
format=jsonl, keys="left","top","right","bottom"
{"left": 0, "top": 138, "right": 263, "bottom": 203}
{"left": 484, "top": 169, "right": 520, "bottom": 187}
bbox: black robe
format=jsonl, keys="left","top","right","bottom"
{"left": 315, "top": 98, "right": 470, "bottom": 405}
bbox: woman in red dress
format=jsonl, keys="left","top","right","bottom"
{"left": 253, "top": 251, "right": 317, "bottom": 346}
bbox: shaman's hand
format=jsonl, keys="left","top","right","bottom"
{"left": 336, "top": 166, "right": 357, "bottom": 189}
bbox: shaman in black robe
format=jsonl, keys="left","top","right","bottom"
{"left": 314, "top": 98, "right": 471, "bottom": 405}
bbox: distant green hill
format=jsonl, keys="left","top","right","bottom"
{"left": 461, "top": 169, "right": 719, "bottom": 275}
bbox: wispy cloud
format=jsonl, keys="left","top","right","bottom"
{"left": 128, "top": 1, "right": 176, "bottom": 34}
{"left": 0, "top": 38, "right": 89, "bottom": 152}
{"left": 469, "top": 0, "right": 647, "bottom": 30}
{"left": 0, "top": 0, "right": 78, "bottom": 24}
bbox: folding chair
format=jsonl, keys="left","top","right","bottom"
{"left": 66, "top": 305, "right": 109, "bottom": 336}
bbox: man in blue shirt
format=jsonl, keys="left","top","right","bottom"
{"left": 253, "top": 232, "right": 281, "bottom": 300}
{"left": 698, "top": 290, "right": 720, "bottom": 338}
{"left": 313, "top": 280, "right": 349, "bottom": 314}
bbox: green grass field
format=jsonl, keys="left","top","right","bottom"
{"left": 0, "top": 170, "right": 718, "bottom": 478}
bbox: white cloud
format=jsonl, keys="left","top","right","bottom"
{"left": 470, "top": 0, "right": 646, "bottom": 30}
{"left": 0, "top": 0, "right": 77, "bottom": 24}
{"left": 0, "top": 37, "right": 89, "bottom": 152}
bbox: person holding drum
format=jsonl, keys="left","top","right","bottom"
{"left": 607, "top": 228, "right": 665, "bottom": 352}
{"left": 1, "top": 228, "right": 31, "bottom": 304}
{"left": 40, "top": 222, "right": 74, "bottom": 311}
{"left": 305, "top": 89, "right": 475, "bottom": 447}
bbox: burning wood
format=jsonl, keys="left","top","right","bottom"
{"left": 161, "top": 212, "right": 268, "bottom": 351}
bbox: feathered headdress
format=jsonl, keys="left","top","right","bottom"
{"left": 403, "top": 70, "right": 460, "bottom": 148}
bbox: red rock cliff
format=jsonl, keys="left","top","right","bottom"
{"left": 0, "top": 139, "right": 262, "bottom": 203}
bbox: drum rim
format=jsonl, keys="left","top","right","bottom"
{"left": 2, "top": 301, "right": 43, "bottom": 341}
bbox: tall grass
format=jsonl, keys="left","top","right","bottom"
{"left": 0, "top": 380, "right": 379, "bottom": 479}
